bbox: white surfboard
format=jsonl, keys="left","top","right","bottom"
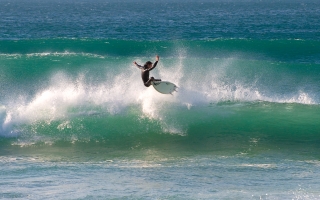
{"left": 151, "top": 81, "right": 178, "bottom": 94}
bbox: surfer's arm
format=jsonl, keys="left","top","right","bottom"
{"left": 133, "top": 62, "right": 144, "bottom": 69}
{"left": 147, "top": 61, "right": 158, "bottom": 71}
{"left": 147, "top": 56, "right": 160, "bottom": 71}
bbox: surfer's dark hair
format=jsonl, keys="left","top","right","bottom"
{"left": 144, "top": 61, "right": 152, "bottom": 67}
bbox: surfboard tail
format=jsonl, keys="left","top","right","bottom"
{"left": 174, "top": 85, "right": 178, "bottom": 92}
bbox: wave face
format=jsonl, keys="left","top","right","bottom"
{"left": 0, "top": 39, "right": 319, "bottom": 153}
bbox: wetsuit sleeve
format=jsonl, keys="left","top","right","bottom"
{"left": 135, "top": 63, "right": 144, "bottom": 69}
{"left": 147, "top": 61, "right": 158, "bottom": 71}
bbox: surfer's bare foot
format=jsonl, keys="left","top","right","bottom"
{"left": 156, "top": 55, "right": 159, "bottom": 61}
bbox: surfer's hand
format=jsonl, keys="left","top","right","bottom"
{"left": 156, "top": 55, "right": 159, "bottom": 61}
{"left": 133, "top": 61, "right": 137, "bottom": 65}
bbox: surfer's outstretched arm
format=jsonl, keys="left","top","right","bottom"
{"left": 133, "top": 61, "right": 144, "bottom": 69}
{"left": 147, "top": 55, "right": 160, "bottom": 71}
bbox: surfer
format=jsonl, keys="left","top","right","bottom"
{"left": 133, "top": 55, "right": 161, "bottom": 87}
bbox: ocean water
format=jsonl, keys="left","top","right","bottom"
{"left": 1, "top": 0, "right": 320, "bottom": 199}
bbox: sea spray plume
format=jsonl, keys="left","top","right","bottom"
{"left": 203, "top": 57, "right": 264, "bottom": 103}
{"left": 174, "top": 57, "right": 262, "bottom": 104}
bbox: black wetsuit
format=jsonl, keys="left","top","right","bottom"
{"left": 136, "top": 61, "right": 158, "bottom": 87}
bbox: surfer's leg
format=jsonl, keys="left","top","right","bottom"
{"left": 144, "top": 77, "right": 154, "bottom": 87}
{"left": 145, "top": 77, "right": 161, "bottom": 87}
{"left": 144, "top": 77, "right": 162, "bottom": 87}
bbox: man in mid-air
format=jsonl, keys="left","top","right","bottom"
{"left": 133, "top": 55, "right": 161, "bottom": 87}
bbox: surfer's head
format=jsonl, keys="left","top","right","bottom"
{"left": 144, "top": 61, "right": 153, "bottom": 69}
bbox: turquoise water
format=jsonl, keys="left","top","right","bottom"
{"left": 1, "top": 1, "right": 320, "bottom": 199}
